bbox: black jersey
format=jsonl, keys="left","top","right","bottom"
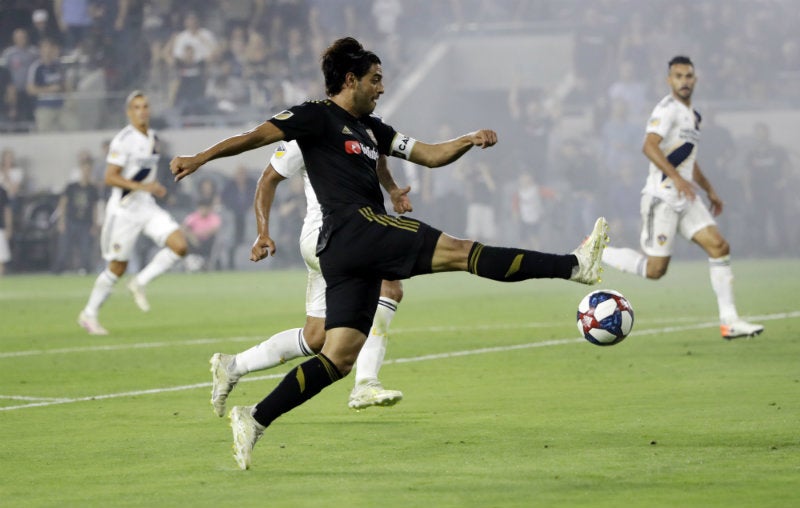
{"left": 267, "top": 100, "right": 398, "bottom": 216}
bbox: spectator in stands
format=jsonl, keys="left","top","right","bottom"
{"left": 507, "top": 82, "right": 556, "bottom": 179}
{"left": 608, "top": 59, "right": 648, "bottom": 117}
{"left": 512, "top": 171, "right": 544, "bottom": 249}
{"left": 463, "top": 160, "right": 498, "bottom": 243}
{"left": 1, "top": 28, "right": 38, "bottom": 124}
{"left": 53, "top": 152, "right": 100, "bottom": 274}
{"left": 600, "top": 98, "right": 640, "bottom": 175}
{"left": 0, "top": 183, "right": 11, "bottom": 276}
{"left": 182, "top": 179, "right": 222, "bottom": 270}
{"left": 742, "top": 123, "right": 793, "bottom": 255}
{"left": 0, "top": 63, "right": 17, "bottom": 127}
{"left": 205, "top": 56, "right": 248, "bottom": 115}
{"left": 169, "top": 44, "right": 208, "bottom": 116}
{"left": 0, "top": 148, "right": 25, "bottom": 202}
{"left": 112, "top": 0, "right": 149, "bottom": 90}
{"left": 30, "top": 9, "right": 63, "bottom": 47}
{"left": 171, "top": 11, "right": 219, "bottom": 67}
{"left": 54, "top": 0, "right": 93, "bottom": 52}
{"left": 220, "top": 165, "right": 256, "bottom": 269}
{"left": 26, "top": 38, "right": 72, "bottom": 132}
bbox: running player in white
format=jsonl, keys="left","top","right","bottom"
{"left": 78, "top": 90, "right": 188, "bottom": 335}
{"left": 209, "top": 140, "right": 406, "bottom": 412}
{"left": 602, "top": 56, "right": 763, "bottom": 340}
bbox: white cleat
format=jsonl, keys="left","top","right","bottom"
{"left": 721, "top": 320, "right": 764, "bottom": 340}
{"left": 348, "top": 381, "right": 404, "bottom": 410}
{"left": 127, "top": 278, "right": 150, "bottom": 312}
{"left": 570, "top": 217, "right": 610, "bottom": 285}
{"left": 230, "top": 406, "right": 265, "bottom": 470}
{"left": 210, "top": 353, "right": 240, "bottom": 417}
{"left": 78, "top": 311, "right": 108, "bottom": 335}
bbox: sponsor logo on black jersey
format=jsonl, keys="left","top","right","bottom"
{"left": 344, "top": 140, "right": 378, "bottom": 160}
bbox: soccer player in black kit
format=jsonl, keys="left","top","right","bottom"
{"left": 171, "top": 37, "right": 609, "bottom": 469}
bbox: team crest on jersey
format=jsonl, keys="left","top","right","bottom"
{"left": 272, "top": 110, "right": 293, "bottom": 121}
{"left": 341, "top": 126, "right": 352, "bottom": 135}
{"left": 657, "top": 234, "right": 668, "bottom": 246}
{"left": 365, "top": 128, "right": 377, "bottom": 145}
{"left": 274, "top": 142, "right": 287, "bottom": 158}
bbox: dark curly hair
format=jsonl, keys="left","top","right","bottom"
{"left": 321, "top": 37, "right": 381, "bottom": 96}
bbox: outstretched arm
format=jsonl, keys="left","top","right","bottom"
{"left": 376, "top": 155, "right": 412, "bottom": 214}
{"left": 408, "top": 129, "right": 497, "bottom": 168}
{"left": 250, "top": 163, "right": 286, "bottom": 261}
{"left": 170, "top": 121, "right": 285, "bottom": 181}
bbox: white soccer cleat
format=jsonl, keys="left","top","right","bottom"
{"left": 229, "top": 406, "right": 265, "bottom": 470}
{"left": 210, "top": 353, "right": 240, "bottom": 417}
{"left": 721, "top": 320, "right": 764, "bottom": 340}
{"left": 78, "top": 311, "right": 109, "bottom": 335}
{"left": 127, "top": 278, "right": 150, "bottom": 312}
{"left": 570, "top": 217, "right": 610, "bottom": 285}
{"left": 348, "top": 381, "right": 404, "bottom": 410}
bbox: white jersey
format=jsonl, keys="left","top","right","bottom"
{"left": 269, "top": 140, "right": 322, "bottom": 240}
{"left": 642, "top": 94, "right": 701, "bottom": 210}
{"left": 105, "top": 124, "right": 160, "bottom": 211}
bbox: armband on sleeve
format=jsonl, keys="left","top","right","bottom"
{"left": 390, "top": 133, "right": 417, "bottom": 160}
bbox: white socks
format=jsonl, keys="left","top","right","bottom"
{"left": 233, "top": 328, "right": 313, "bottom": 376}
{"left": 709, "top": 255, "right": 738, "bottom": 324}
{"left": 604, "top": 248, "right": 741, "bottom": 324}
{"left": 83, "top": 269, "right": 118, "bottom": 316}
{"left": 231, "top": 296, "right": 400, "bottom": 382}
{"left": 135, "top": 248, "right": 182, "bottom": 286}
{"left": 355, "top": 297, "right": 398, "bottom": 385}
{"left": 602, "top": 247, "right": 647, "bottom": 278}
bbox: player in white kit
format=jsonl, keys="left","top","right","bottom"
{"left": 602, "top": 56, "right": 763, "bottom": 340}
{"left": 209, "top": 140, "right": 406, "bottom": 412}
{"left": 78, "top": 91, "right": 188, "bottom": 335}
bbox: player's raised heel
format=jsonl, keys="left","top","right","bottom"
{"left": 210, "top": 353, "right": 240, "bottom": 417}
{"left": 721, "top": 320, "right": 764, "bottom": 340}
{"left": 570, "top": 217, "right": 610, "bottom": 285}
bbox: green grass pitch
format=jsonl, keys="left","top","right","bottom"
{"left": 1, "top": 259, "right": 799, "bottom": 507}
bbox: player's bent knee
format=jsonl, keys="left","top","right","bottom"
{"left": 303, "top": 317, "right": 326, "bottom": 352}
{"left": 380, "top": 280, "right": 403, "bottom": 302}
{"left": 431, "top": 235, "right": 473, "bottom": 272}
{"left": 166, "top": 230, "right": 189, "bottom": 257}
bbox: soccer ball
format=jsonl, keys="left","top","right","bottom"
{"left": 576, "top": 289, "right": 634, "bottom": 346}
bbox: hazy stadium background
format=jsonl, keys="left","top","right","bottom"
{"left": 1, "top": 0, "right": 798, "bottom": 276}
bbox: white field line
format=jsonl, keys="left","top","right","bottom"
{"left": 1, "top": 311, "right": 797, "bottom": 413}
{"left": 3, "top": 311, "right": 797, "bottom": 360}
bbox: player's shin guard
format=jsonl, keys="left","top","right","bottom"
{"left": 252, "top": 353, "right": 342, "bottom": 427}
{"left": 467, "top": 242, "right": 574, "bottom": 282}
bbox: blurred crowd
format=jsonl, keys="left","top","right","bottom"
{"left": 1, "top": 0, "right": 798, "bottom": 275}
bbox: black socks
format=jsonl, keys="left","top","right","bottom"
{"left": 467, "top": 242, "right": 576, "bottom": 281}
{"left": 252, "top": 353, "right": 342, "bottom": 427}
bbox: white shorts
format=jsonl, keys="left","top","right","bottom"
{"left": 100, "top": 200, "right": 179, "bottom": 262}
{"left": 639, "top": 193, "right": 716, "bottom": 257}
{"left": 299, "top": 226, "right": 326, "bottom": 318}
{"left": 0, "top": 230, "right": 10, "bottom": 263}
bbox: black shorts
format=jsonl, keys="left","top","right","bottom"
{"left": 318, "top": 205, "right": 441, "bottom": 335}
